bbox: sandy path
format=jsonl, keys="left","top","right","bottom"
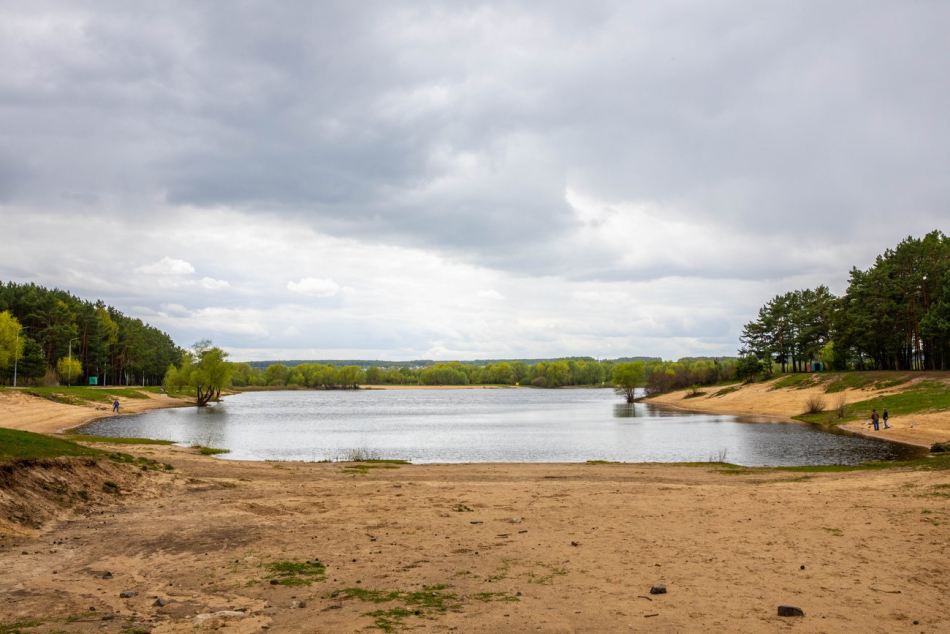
{"left": 645, "top": 378, "right": 950, "bottom": 448}
{"left": 0, "top": 389, "right": 192, "bottom": 435}
{"left": 1, "top": 448, "right": 948, "bottom": 632}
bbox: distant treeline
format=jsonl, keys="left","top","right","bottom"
{"left": 0, "top": 282, "right": 181, "bottom": 386}
{"left": 740, "top": 231, "right": 950, "bottom": 372}
{"left": 244, "top": 356, "right": 660, "bottom": 370}
{"left": 232, "top": 357, "right": 739, "bottom": 391}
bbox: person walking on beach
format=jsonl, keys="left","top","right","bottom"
{"left": 112, "top": 399, "right": 119, "bottom": 413}
{"left": 871, "top": 409, "right": 880, "bottom": 431}
{"left": 883, "top": 407, "right": 890, "bottom": 429}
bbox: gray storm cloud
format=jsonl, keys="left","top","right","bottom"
{"left": 1, "top": 1, "right": 947, "bottom": 358}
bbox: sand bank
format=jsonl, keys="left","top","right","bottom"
{"left": 644, "top": 377, "right": 950, "bottom": 448}
{"left": 0, "top": 388, "right": 192, "bottom": 435}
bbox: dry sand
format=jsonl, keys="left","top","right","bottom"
{"left": 645, "top": 377, "right": 950, "bottom": 448}
{"left": 0, "top": 389, "right": 192, "bottom": 435}
{"left": 1, "top": 385, "right": 949, "bottom": 632}
{"left": 2, "top": 446, "right": 949, "bottom": 633}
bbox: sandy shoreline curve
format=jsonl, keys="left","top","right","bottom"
{"left": 644, "top": 377, "right": 950, "bottom": 449}
{"left": 0, "top": 388, "right": 193, "bottom": 435}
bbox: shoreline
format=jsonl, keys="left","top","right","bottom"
{"left": 643, "top": 376, "right": 950, "bottom": 449}
{"left": 0, "top": 387, "right": 195, "bottom": 436}
{"left": 644, "top": 399, "right": 934, "bottom": 450}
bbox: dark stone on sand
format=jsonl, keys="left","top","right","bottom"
{"left": 778, "top": 606, "right": 804, "bottom": 617}
{"left": 102, "top": 572, "right": 114, "bottom": 579}
{"left": 119, "top": 590, "right": 138, "bottom": 598}
{"left": 269, "top": 579, "right": 279, "bottom": 585}
{"left": 153, "top": 598, "right": 168, "bottom": 607}
{"left": 649, "top": 585, "right": 667, "bottom": 595}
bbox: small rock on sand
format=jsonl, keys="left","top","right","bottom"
{"left": 649, "top": 585, "right": 667, "bottom": 595}
{"left": 777, "top": 606, "right": 804, "bottom": 617}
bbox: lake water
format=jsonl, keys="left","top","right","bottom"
{"left": 82, "top": 388, "right": 925, "bottom": 466}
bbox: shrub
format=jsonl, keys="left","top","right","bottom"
{"left": 803, "top": 395, "right": 826, "bottom": 415}
{"left": 833, "top": 393, "right": 848, "bottom": 419}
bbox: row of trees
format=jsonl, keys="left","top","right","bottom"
{"left": 0, "top": 282, "right": 181, "bottom": 386}
{"left": 235, "top": 357, "right": 739, "bottom": 394}
{"left": 740, "top": 231, "right": 950, "bottom": 372}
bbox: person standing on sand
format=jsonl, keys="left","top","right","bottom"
{"left": 871, "top": 409, "right": 880, "bottom": 431}
{"left": 883, "top": 408, "right": 890, "bottom": 429}
{"left": 112, "top": 399, "right": 119, "bottom": 413}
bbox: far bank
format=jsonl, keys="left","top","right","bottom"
{"left": 643, "top": 371, "right": 950, "bottom": 448}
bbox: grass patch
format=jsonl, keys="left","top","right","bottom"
{"left": 0, "top": 621, "right": 43, "bottom": 634}
{"left": 824, "top": 527, "right": 844, "bottom": 537}
{"left": 66, "top": 434, "right": 175, "bottom": 445}
{"left": 267, "top": 560, "right": 326, "bottom": 586}
{"left": 824, "top": 374, "right": 874, "bottom": 393}
{"left": 192, "top": 445, "right": 230, "bottom": 456}
{"left": 453, "top": 504, "right": 474, "bottom": 512}
{"left": 473, "top": 592, "right": 519, "bottom": 602}
{"left": 21, "top": 386, "right": 155, "bottom": 406}
{"left": 340, "top": 585, "right": 460, "bottom": 632}
{"left": 0, "top": 428, "right": 105, "bottom": 462}
{"left": 776, "top": 453, "right": 950, "bottom": 473}
{"left": 797, "top": 379, "right": 950, "bottom": 425}
{"left": 342, "top": 464, "right": 402, "bottom": 474}
{"left": 585, "top": 460, "right": 622, "bottom": 465}
{"left": 769, "top": 374, "right": 822, "bottom": 390}
{"left": 712, "top": 385, "right": 742, "bottom": 397}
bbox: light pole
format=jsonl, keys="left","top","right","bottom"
{"left": 68, "top": 337, "right": 79, "bottom": 386}
{"left": 13, "top": 327, "right": 22, "bottom": 387}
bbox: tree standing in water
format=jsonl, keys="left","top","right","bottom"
{"left": 613, "top": 361, "right": 646, "bottom": 403}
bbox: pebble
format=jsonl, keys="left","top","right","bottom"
{"left": 777, "top": 606, "right": 804, "bottom": 617}
{"left": 510, "top": 517, "right": 522, "bottom": 524}
{"left": 119, "top": 590, "right": 138, "bottom": 598}
{"left": 102, "top": 572, "right": 114, "bottom": 579}
{"left": 153, "top": 598, "right": 168, "bottom": 607}
{"left": 649, "top": 585, "right": 667, "bottom": 595}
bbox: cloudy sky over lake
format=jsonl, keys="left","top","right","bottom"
{"left": 2, "top": 1, "right": 948, "bottom": 361}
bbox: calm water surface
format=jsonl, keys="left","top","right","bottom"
{"left": 82, "top": 389, "right": 925, "bottom": 466}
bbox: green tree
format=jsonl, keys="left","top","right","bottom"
{"left": 0, "top": 311, "right": 24, "bottom": 374}
{"left": 612, "top": 361, "right": 645, "bottom": 403}
{"left": 57, "top": 356, "right": 82, "bottom": 386}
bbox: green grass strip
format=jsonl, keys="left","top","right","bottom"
{"left": 0, "top": 428, "right": 104, "bottom": 462}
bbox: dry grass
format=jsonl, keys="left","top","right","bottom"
{"left": 803, "top": 394, "right": 826, "bottom": 415}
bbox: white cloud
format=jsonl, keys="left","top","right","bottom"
{"left": 160, "top": 303, "right": 191, "bottom": 317}
{"left": 477, "top": 289, "right": 505, "bottom": 300}
{"left": 199, "top": 277, "right": 230, "bottom": 290}
{"left": 135, "top": 257, "right": 195, "bottom": 276}
{"left": 287, "top": 277, "right": 341, "bottom": 297}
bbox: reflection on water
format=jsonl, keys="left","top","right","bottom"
{"left": 613, "top": 403, "right": 639, "bottom": 418}
{"left": 84, "top": 388, "right": 926, "bottom": 466}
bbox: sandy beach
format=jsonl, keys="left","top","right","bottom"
{"left": 0, "top": 389, "right": 193, "bottom": 435}
{"left": 1, "top": 384, "right": 949, "bottom": 632}
{"left": 1, "top": 445, "right": 949, "bottom": 633}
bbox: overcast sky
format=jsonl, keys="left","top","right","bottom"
{"left": 1, "top": 1, "right": 948, "bottom": 361}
